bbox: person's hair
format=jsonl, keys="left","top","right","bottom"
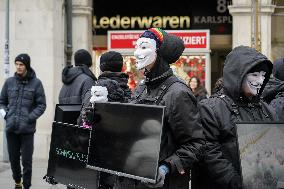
{"left": 188, "top": 76, "right": 201, "bottom": 88}
{"left": 188, "top": 76, "right": 207, "bottom": 96}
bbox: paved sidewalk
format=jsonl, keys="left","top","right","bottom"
{"left": 0, "top": 158, "right": 66, "bottom": 189}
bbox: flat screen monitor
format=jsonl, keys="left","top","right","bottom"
{"left": 54, "top": 104, "right": 81, "bottom": 125}
{"left": 236, "top": 122, "right": 284, "bottom": 189}
{"left": 46, "top": 122, "right": 98, "bottom": 189}
{"left": 87, "top": 102, "right": 165, "bottom": 184}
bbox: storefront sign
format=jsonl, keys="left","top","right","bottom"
{"left": 93, "top": 0, "right": 231, "bottom": 35}
{"left": 108, "top": 30, "right": 210, "bottom": 53}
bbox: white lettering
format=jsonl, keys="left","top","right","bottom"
{"left": 181, "top": 36, "right": 206, "bottom": 45}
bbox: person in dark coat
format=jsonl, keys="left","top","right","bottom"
{"left": 0, "top": 53, "right": 46, "bottom": 189}
{"left": 188, "top": 76, "right": 208, "bottom": 102}
{"left": 191, "top": 46, "right": 278, "bottom": 189}
{"left": 58, "top": 49, "right": 97, "bottom": 189}
{"left": 262, "top": 57, "right": 284, "bottom": 121}
{"left": 58, "top": 49, "right": 97, "bottom": 104}
{"left": 78, "top": 51, "right": 131, "bottom": 189}
{"left": 108, "top": 28, "right": 205, "bottom": 189}
{"left": 97, "top": 51, "right": 132, "bottom": 103}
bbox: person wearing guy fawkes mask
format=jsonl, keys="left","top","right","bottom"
{"left": 108, "top": 28, "right": 204, "bottom": 189}
{"left": 191, "top": 46, "right": 278, "bottom": 189}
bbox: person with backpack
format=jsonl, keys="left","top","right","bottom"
{"left": 113, "top": 28, "right": 204, "bottom": 189}
{"left": 84, "top": 28, "right": 205, "bottom": 189}
{"left": 191, "top": 46, "right": 278, "bottom": 189}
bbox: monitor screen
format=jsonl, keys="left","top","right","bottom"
{"left": 54, "top": 104, "right": 82, "bottom": 125}
{"left": 87, "top": 102, "right": 165, "bottom": 183}
{"left": 46, "top": 122, "right": 98, "bottom": 188}
{"left": 236, "top": 123, "right": 284, "bottom": 189}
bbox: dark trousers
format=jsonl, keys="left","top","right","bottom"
{"left": 6, "top": 132, "right": 34, "bottom": 189}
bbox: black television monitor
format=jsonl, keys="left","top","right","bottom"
{"left": 46, "top": 122, "right": 98, "bottom": 188}
{"left": 87, "top": 102, "right": 165, "bottom": 184}
{"left": 54, "top": 104, "right": 81, "bottom": 125}
{"left": 236, "top": 122, "right": 284, "bottom": 189}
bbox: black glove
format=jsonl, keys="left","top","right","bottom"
{"left": 82, "top": 106, "right": 95, "bottom": 125}
{"left": 43, "top": 175, "right": 58, "bottom": 185}
{"left": 229, "top": 175, "right": 242, "bottom": 189}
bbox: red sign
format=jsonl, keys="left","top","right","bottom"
{"left": 108, "top": 30, "right": 210, "bottom": 52}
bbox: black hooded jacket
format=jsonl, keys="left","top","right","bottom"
{"left": 191, "top": 46, "right": 277, "bottom": 189}
{"left": 59, "top": 65, "right": 97, "bottom": 104}
{"left": 262, "top": 77, "right": 284, "bottom": 121}
{"left": 0, "top": 68, "right": 46, "bottom": 134}
{"left": 114, "top": 33, "right": 205, "bottom": 189}
{"left": 98, "top": 71, "right": 132, "bottom": 102}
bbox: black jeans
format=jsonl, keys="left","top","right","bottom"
{"left": 6, "top": 132, "right": 34, "bottom": 189}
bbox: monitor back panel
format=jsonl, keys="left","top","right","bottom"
{"left": 54, "top": 104, "right": 81, "bottom": 125}
{"left": 236, "top": 123, "right": 284, "bottom": 189}
{"left": 87, "top": 102, "right": 165, "bottom": 183}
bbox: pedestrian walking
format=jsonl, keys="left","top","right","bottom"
{"left": 0, "top": 53, "right": 46, "bottom": 189}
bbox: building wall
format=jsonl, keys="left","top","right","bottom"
{"left": 0, "top": 0, "right": 65, "bottom": 159}
{"left": 271, "top": 0, "right": 284, "bottom": 61}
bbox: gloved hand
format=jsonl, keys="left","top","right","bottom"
{"left": 0, "top": 109, "right": 6, "bottom": 119}
{"left": 43, "top": 175, "right": 58, "bottom": 185}
{"left": 90, "top": 86, "right": 108, "bottom": 104}
{"left": 146, "top": 165, "right": 169, "bottom": 188}
{"left": 81, "top": 106, "right": 95, "bottom": 127}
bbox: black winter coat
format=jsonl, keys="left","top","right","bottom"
{"left": 191, "top": 46, "right": 277, "bottom": 189}
{"left": 98, "top": 71, "right": 132, "bottom": 102}
{"left": 262, "top": 77, "right": 284, "bottom": 121}
{"left": 0, "top": 68, "right": 46, "bottom": 134}
{"left": 58, "top": 65, "right": 97, "bottom": 104}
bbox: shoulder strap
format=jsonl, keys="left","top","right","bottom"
{"left": 133, "top": 81, "right": 147, "bottom": 101}
{"left": 216, "top": 94, "right": 241, "bottom": 121}
{"left": 154, "top": 76, "right": 186, "bottom": 105}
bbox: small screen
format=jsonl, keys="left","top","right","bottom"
{"left": 236, "top": 123, "right": 284, "bottom": 189}
{"left": 46, "top": 122, "right": 98, "bottom": 188}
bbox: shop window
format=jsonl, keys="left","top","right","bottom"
{"left": 171, "top": 55, "right": 206, "bottom": 86}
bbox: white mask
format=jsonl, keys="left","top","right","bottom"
{"left": 242, "top": 71, "right": 266, "bottom": 97}
{"left": 134, "top": 37, "right": 157, "bottom": 70}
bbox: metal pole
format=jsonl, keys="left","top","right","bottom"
{"left": 251, "top": 0, "right": 256, "bottom": 49}
{"left": 255, "top": 0, "right": 260, "bottom": 52}
{"left": 2, "top": 0, "right": 10, "bottom": 162}
{"left": 65, "top": 0, "right": 72, "bottom": 66}
{"left": 256, "top": 0, "right": 261, "bottom": 52}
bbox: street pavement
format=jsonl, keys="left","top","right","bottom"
{"left": 0, "top": 157, "right": 66, "bottom": 189}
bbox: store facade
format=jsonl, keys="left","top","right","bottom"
{"left": 0, "top": 0, "right": 282, "bottom": 160}
{"left": 92, "top": 0, "right": 233, "bottom": 94}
